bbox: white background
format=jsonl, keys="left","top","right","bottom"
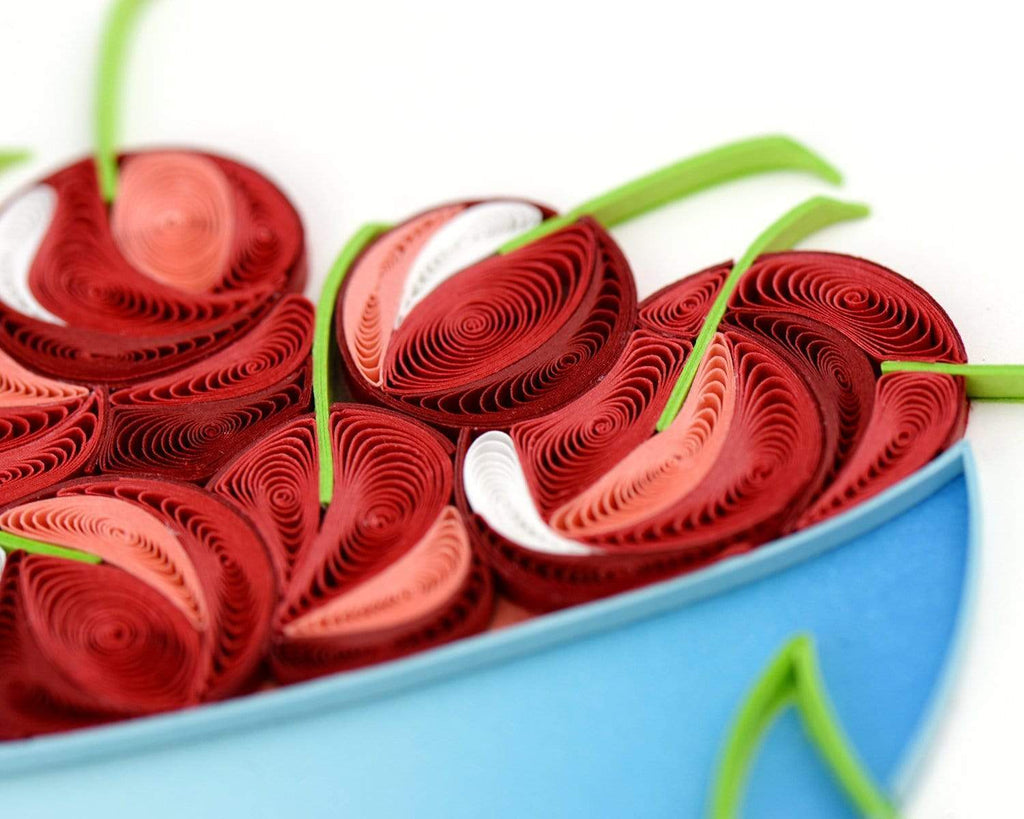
{"left": 1, "top": 1, "right": 1021, "bottom": 815}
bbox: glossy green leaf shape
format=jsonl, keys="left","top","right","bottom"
{"left": 881, "top": 361, "right": 1024, "bottom": 401}
{"left": 0, "top": 150, "right": 31, "bottom": 176}
{"left": 656, "top": 196, "right": 870, "bottom": 430}
{"left": 313, "top": 223, "right": 391, "bottom": 505}
{"left": 95, "top": 0, "right": 150, "bottom": 202}
{"left": 0, "top": 530, "right": 102, "bottom": 565}
{"left": 708, "top": 634, "right": 897, "bottom": 819}
{"left": 498, "top": 135, "right": 843, "bottom": 254}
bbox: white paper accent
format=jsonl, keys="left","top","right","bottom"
{"left": 0, "top": 185, "right": 62, "bottom": 324}
{"left": 394, "top": 200, "right": 543, "bottom": 327}
{"left": 463, "top": 430, "right": 596, "bottom": 556}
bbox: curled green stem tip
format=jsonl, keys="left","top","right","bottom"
{"left": 95, "top": 0, "right": 150, "bottom": 202}
{"left": 313, "top": 223, "right": 391, "bottom": 506}
{"left": 708, "top": 634, "right": 897, "bottom": 819}
{"left": 499, "top": 134, "right": 844, "bottom": 254}
{"left": 656, "top": 196, "right": 870, "bottom": 431}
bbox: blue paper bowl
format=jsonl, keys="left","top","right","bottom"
{"left": 0, "top": 443, "right": 976, "bottom": 818}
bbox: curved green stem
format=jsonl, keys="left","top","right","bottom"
{"left": 0, "top": 531, "right": 102, "bottom": 565}
{"left": 881, "top": 361, "right": 1024, "bottom": 401}
{"left": 656, "top": 196, "right": 870, "bottom": 430}
{"left": 314, "top": 223, "right": 391, "bottom": 506}
{"left": 708, "top": 635, "right": 897, "bottom": 819}
{"left": 0, "top": 150, "right": 32, "bottom": 176}
{"left": 95, "top": 0, "right": 150, "bottom": 202}
{"left": 498, "top": 135, "right": 843, "bottom": 254}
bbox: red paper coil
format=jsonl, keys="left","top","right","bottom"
{"left": 460, "top": 251, "right": 969, "bottom": 611}
{"left": 0, "top": 151, "right": 305, "bottom": 386}
{"left": 210, "top": 405, "right": 493, "bottom": 683}
{"left": 96, "top": 295, "right": 314, "bottom": 481}
{"left": 0, "top": 477, "right": 276, "bottom": 738}
{"left": 0, "top": 349, "right": 105, "bottom": 507}
{"left": 336, "top": 202, "right": 637, "bottom": 429}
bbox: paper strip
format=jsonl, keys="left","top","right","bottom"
{"left": 708, "top": 634, "right": 896, "bottom": 819}
{"left": 95, "top": 0, "right": 149, "bottom": 201}
{"left": 498, "top": 135, "right": 843, "bottom": 254}
{"left": 881, "top": 361, "right": 1024, "bottom": 401}
{"left": 0, "top": 186, "right": 62, "bottom": 323}
{"left": 314, "top": 223, "right": 390, "bottom": 504}
{"left": 657, "top": 197, "right": 870, "bottom": 430}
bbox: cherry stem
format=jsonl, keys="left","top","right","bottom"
{"left": 708, "top": 634, "right": 896, "bottom": 819}
{"left": 0, "top": 150, "right": 32, "bottom": 176}
{"left": 498, "top": 135, "right": 843, "bottom": 254}
{"left": 0, "top": 530, "right": 102, "bottom": 565}
{"left": 881, "top": 361, "right": 1024, "bottom": 401}
{"left": 95, "top": 0, "right": 149, "bottom": 203}
{"left": 313, "top": 223, "right": 391, "bottom": 506}
{"left": 656, "top": 196, "right": 870, "bottom": 431}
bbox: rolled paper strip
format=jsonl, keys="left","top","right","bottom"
{"left": 657, "top": 197, "right": 871, "bottom": 430}
{"left": 460, "top": 244, "right": 969, "bottom": 611}
{"left": 730, "top": 252, "right": 968, "bottom": 364}
{"left": 96, "top": 295, "right": 313, "bottom": 481}
{"left": 880, "top": 361, "right": 1024, "bottom": 400}
{"left": 547, "top": 334, "right": 739, "bottom": 539}
{"left": 797, "top": 372, "right": 967, "bottom": 528}
{"left": 335, "top": 137, "right": 844, "bottom": 431}
{"left": 0, "top": 349, "right": 105, "bottom": 508}
{"left": 271, "top": 405, "right": 492, "bottom": 682}
{"left": 708, "top": 635, "right": 896, "bottom": 819}
{"left": 0, "top": 152, "right": 305, "bottom": 386}
{"left": 0, "top": 186, "right": 62, "bottom": 323}
{"left": 0, "top": 346, "right": 88, "bottom": 407}
{"left": 337, "top": 209, "right": 636, "bottom": 429}
{"left": 282, "top": 506, "right": 473, "bottom": 640}
{"left": 0, "top": 495, "right": 209, "bottom": 629}
{"left": 207, "top": 415, "right": 320, "bottom": 587}
{"left": 111, "top": 152, "right": 235, "bottom": 292}
{"left": 511, "top": 330, "right": 689, "bottom": 519}
{"left": 0, "top": 476, "right": 276, "bottom": 737}
{"left": 459, "top": 329, "right": 827, "bottom": 609}
{"left": 0, "top": 553, "right": 204, "bottom": 738}
{"left": 723, "top": 309, "right": 878, "bottom": 492}
{"left": 462, "top": 431, "right": 596, "bottom": 558}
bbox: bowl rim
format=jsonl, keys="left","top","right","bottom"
{"left": 0, "top": 441, "right": 977, "bottom": 784}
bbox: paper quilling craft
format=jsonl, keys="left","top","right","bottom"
{"left": 2, "top": 3, "right": 1024, "bottom": 818}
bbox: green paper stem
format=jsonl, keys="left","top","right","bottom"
{"left": 314, "top": 223, "right": 391, "bottom": 506}
{"left": 0, "top": 530, "right": 102, "bottom": 565}
{"left": 708, "top": 635, "right": 897, "bottom": 819}
{"left": 656, "top": 196, "right": 870, "bottom": 431}
{"left": 497, "top": 135, "right": 843, "bottom": 255}
{"left": 0, "top": 150, "right": 32, "bottom": 175}
{"left": 880, "top": 361, "right": 1024, "bottom": 401}
{"left": 95, "top": 0, "right": 149, "bottom": 202}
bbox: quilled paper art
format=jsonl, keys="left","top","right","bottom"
{"left": 0, "top": 346, "right": 105, "bottom": 508}
{"left": 0, "top": 0, "right": 310, "bottom": 496}
{"left": 329, "top": 135, "right": 842, "bottom": 434}
{"left": 208, "top": 405, "right": 492, "bottom": 683}
{"left": 0, "top": 149, "right": 306, "bottom": 386}
{"left": 456, "top": 197, "right": 975, "bottom": 611}
{"left": 0, "top": 476, "right": 275, "bottom": 738}
{"left": 3, "top": 3, "right": 1024, "bottom": 816}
